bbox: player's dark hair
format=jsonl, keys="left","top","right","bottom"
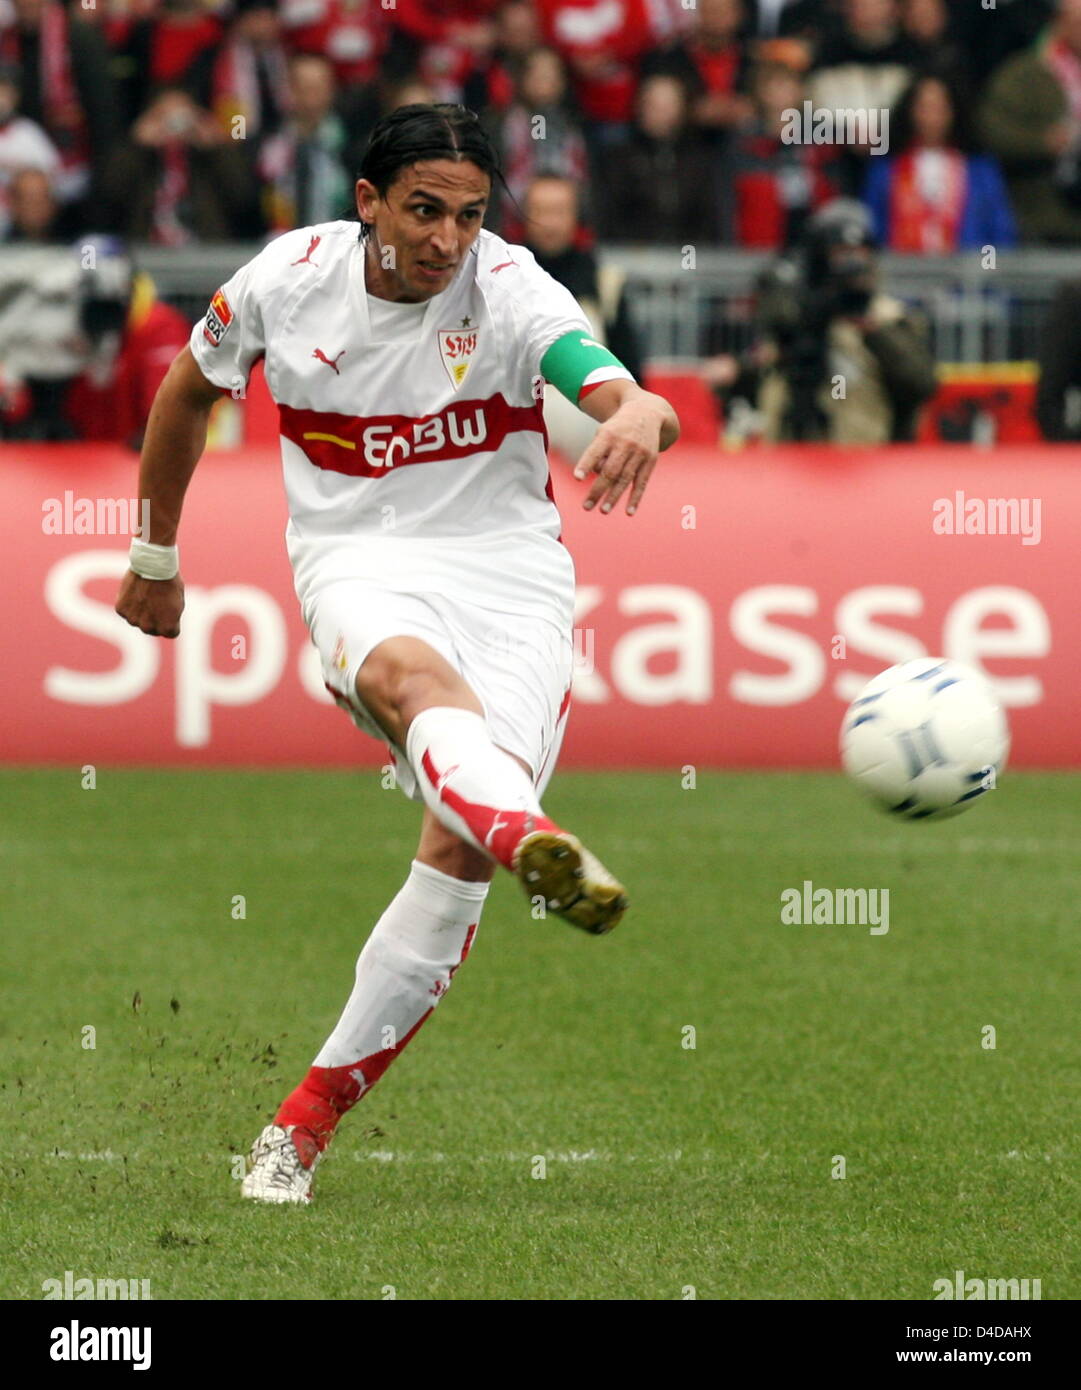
{"left": 356, "top": 103, "right": 516, "bottom": 239}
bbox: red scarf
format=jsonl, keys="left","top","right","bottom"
{"left": 151, "top": 145, "right": 192, "bottom": 247}
{"left": 211, "top": 38, "right": 290, "bottom": 134}
{"left": 888, "top": 149, "right": 967, "bottom": 253}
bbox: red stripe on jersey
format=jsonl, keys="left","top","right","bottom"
{"left": 278, "top": 392, "right": 545, "bottom": 478}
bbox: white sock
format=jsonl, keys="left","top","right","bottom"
{"left": 404, "top": 706, "right": 556, "bottom": 868}
{"left": 313, "top": 858, "right": 489, "bottom": 1071}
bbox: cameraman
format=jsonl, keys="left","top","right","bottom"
{"left": 704, "top": 198, "right": 937, "bottom": 444}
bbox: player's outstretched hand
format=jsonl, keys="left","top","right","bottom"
{"left": 573, "top": 391, "right": 676, "bottom": 516}
{"left": 115, "top": 572, "right": 185, "bottom": 639}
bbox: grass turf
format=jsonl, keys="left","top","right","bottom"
{"left": 1, "top": 767, "right": 1077, "bottom": 1300}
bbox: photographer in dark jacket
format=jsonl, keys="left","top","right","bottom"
{"left": 1035, "top": 277, "right": 1081, "bottom": 439}
{"left": 703, "top": 198, "right": 937, "bottom": 443}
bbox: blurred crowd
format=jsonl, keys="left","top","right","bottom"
{"left": 1, "top": 0, "right": 1080, "bottom": 251}
{"left": 3, "top": 0, "right": 1081, "bottom": 448}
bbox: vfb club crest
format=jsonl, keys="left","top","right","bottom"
{"left": 438, "top": 318, "right": 478, "bottom": 389}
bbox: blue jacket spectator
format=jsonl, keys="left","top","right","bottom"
{"left": 864, "top": 72, "right": 1016, "bottom": 252}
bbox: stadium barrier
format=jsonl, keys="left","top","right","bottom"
{"left": 5, "top": 444, "right": 1077, "bottom": 769}
{"left": 129, "top": 243, "right": 1081, "bottom": 364}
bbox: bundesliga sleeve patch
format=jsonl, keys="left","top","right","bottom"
{"left": 202, "top": 289, "right": 234, "bottom": 347}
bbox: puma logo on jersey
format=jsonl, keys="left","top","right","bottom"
{"left": 291, "top": 235, "right": 322, "bottom": 267}
{"left": 580, "top": 337, "right": 604, "bottom": 349}
{"left": 484, "top": 814, "right": 508, "bottom": 849}
{"left": 313, "top": 347, "right": 345, "bottom": 374}
{"left": 490, "top": 258, "right": 518, "bottom": 274}
{"left": 435, "top": 763, "right": 461, "bottom": 795}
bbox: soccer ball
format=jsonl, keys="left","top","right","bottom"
{"left": 840, "top": 658, "right": 1010, "bottom": 820}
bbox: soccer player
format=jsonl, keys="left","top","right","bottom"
{"left": 114, "top": 104, "right": 680, "bottom": 1203}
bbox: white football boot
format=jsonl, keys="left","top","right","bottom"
{"left": 513, "top": 830, "right": 628, "bottom": 935}
{"left": 240, "top": 1124, "right": 321, "bottom": 1204}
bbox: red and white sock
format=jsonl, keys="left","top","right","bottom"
{"left": 405, "top": 705, "right": 562, "bottom": 870}
{"left": 274, "top": 859, "right": 490, "bottom": 1164}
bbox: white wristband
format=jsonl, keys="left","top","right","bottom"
{"left": 129, "top": 538, "right": 179, "bottom": 581}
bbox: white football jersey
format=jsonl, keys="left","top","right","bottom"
{"left": 189, "top": 221, "right": 597, "bottom": 623}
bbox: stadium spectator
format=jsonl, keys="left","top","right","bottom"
{"left": 462, "top": 0, "right": 542, "bottom": 115}
{"left": 120, "top": 0, "right": 225, "bottom": 118}
{"left": 0, "top": 232, "right": 188, "bottom": 444}
{"left": 523, "top": 173, "right": 643, "bottom": 375}
{"left": 1035, "top": 278, "right": 1081, "bottom": 439}
{"left": 62, "top": 237, "right": 192, "bottom": 448}
{"left": 342, "top": 75, "right": 439, "bottom": 188}
{"left": 720, "top": 52, "right": 840, "bottom": 247}
{"left": 949, "top": 0, "right": 1056, "bottom": 91}
{"left": 100, "top": 85, "right": 263, "bottom": 243}
{"left": 522, "top": 171, "right": 645, "bottom": 462}
{"left": 703, "top": 198, "right": 937, "bottom": 443}
{"left": 0, "top": 59, "right": 60, "bottom": 233}
{"left": 808, "top": 0, "right": 918, "bottom": 195}
{"left": 746, "top": 0, "right": 831, "bottom": 39}
{"left": 485, "top": 44, "right": 589, "bottom": 241}
{"left": 258, "top": 53, "right": 350, "bottom": 232}
{"left": 0, "top": 236, "right": 99, "bottom": 439}
{"left": 392, "top": 0, "right": 501, "bottom": 102}
{"left": 598, "top": 73, "right": 718, "bottom": 244}
{"left": 640, "top": 0, "right": 755, "bottom": 147}
{"left": 279, "top": 0, "right": 394, "bottom": 87}
{"left": 193, "top": 0, "right": 291, "bottom": 147}
{"left": 0, "top": 0, "right": 119, "bottom": 209}
{"left": 899, "top": 0, "right": 966, "bottom": 84}
{"left": 864, "top": 74, "right": 1017, "bottom": 253}
{"left": 1, "top": 164, "right": 65, "bottom": 242}
{"left": 536, "top": 0, "right": 674, "bottom": 153}
{"left": 981, "top": 0, "right": 1081, "bottom": 244}
{"left": 811, "top": 0, "right": 918, "bottom": 86}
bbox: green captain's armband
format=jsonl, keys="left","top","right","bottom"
{"left": 539, "top": 330, "right": 636, "bottom": 404}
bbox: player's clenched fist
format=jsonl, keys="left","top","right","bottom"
{"left": 115, "top": 572, "right": 185, "bottom": 639}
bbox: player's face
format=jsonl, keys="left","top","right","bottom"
{"left": 357, "top": 160, "right": 491, "bottom": 303}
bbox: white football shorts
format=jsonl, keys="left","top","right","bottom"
{"left": 306, "top": 578, "right": 575, "bottom": 803}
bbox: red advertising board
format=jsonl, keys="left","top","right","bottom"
{"left": 3, "top": 444, "right": 1076, "bottom": 767}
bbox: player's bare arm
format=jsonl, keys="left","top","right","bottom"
{"left": 573, "top": 378, "right": 680, "bottom": 516}
{"left": 113, "top": 344, "right": 220, "bottom": 639}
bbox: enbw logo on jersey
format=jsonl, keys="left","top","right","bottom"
{"left": 438, "top": 327, "right": 478, "bottom": 389}
{"left": 360, "top": 407, "right": 488, "bottom": 468}
{"left": 203, "top": 290, "right": 234, "bottom": 348}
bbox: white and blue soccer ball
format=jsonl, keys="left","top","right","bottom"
{"left": 840, "top": 658, "right": 1010, "bottom": 820}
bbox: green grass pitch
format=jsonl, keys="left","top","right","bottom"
{"left": 1, "top": 767, "right": 1077, "bottom": 1301}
